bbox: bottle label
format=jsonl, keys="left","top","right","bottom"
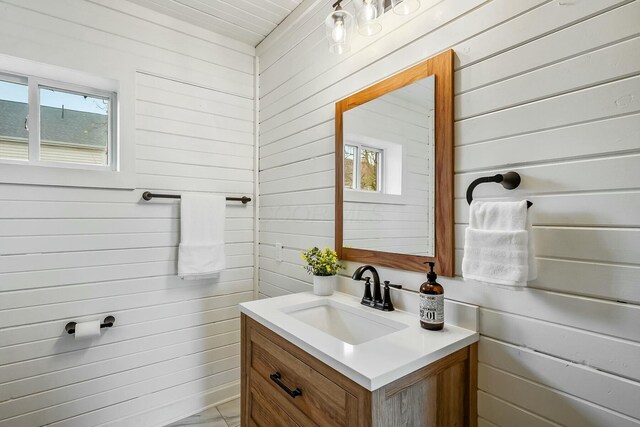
{"left": 420, "top": 294, "right": 444, "bottom": 324}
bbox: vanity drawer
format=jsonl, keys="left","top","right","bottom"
{"left": 246, "top": 323, "right": 358, "bottom": 426}
{"left": 248, "top": 385, "right": 299, "bottom": 427}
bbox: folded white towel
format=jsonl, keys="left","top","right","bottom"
{"left": 462, "top": 200, "right": 537, "bottom": 286}
{"left": 178, "top": 193, "right": 226, "bottom": 280}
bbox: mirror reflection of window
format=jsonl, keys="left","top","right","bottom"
{"left": 344, "top": 143, "right": 384, "bottom": 193}
{"left": 344, "top": 144, "right": 356, "bottom": 189}
{"left": 360, "top": 147, "right": 381, "bottom": 192}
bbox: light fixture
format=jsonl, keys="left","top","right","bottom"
{"left": 325, "top": 0, "right": 354, "bottom": 54}
{"left": 326, "top": 0, "right": 421, "bottom": 54}
{"left": 356, "top": 0, "right": 382, "bottom": 36}
{"left": 391, "top": 0, "right": 420, "bottom": 15}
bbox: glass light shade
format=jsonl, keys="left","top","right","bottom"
{"left": 391, "top": 0, "right": 420, "bottom": 15}
{"left": 325, "top": 8, "right": 354, "bottom": 54}
{"left": 356, "top": 0, "right": 382, "bottom": 36}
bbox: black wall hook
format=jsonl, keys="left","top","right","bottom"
{"left": 65, "top": 316, "right": 115, "bottom": 335}
{"left": 466, "top": 172, "right": 532, "bottom": 208}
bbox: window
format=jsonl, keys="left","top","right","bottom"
{"left": 0, "top": 77, "right": 28, "bottom": 161}
{"left": 344, "top": 144, "right": 356, "bottom": 189}
{"left": 344, "top": 143, "right": 383, "bottom": 192}
{"left": 0, "top": 54, "right": 132, "bottom": 190}
{"left": 360, "top": 147, "right": 381, "bottom": 191}
{"left": 0, "top": 72, "right": 116, "bottom": 170}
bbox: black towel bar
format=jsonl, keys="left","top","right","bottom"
{"left": 466, "top": 172, "right": 532, "bottom": 208}
{"left": 142, "top": 191, "right": 251, "bottom": 204}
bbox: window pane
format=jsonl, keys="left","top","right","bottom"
{"left": 344, "top": 144, "right": 356, "bottom": 189}
{"left": 0, "top": 79, "right": 29, "bottom": 161}
{"left": 360, "top": 148, "right": 380, "bottom": 191}
{"left": 40, "top": 86, "right": 109, "bottom": 166}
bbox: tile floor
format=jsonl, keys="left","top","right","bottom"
{"left": 167, "top": 397, "right": 240, "bottom": 427}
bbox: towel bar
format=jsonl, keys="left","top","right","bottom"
{"left": 142, "top": 192, "right": 251, "bottom": 204}
{"left": 466, "top": 172, "right": 533, "bottom": 208}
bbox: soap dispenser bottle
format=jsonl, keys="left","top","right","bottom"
{"left": 419, "top": 262, "right": 444, "bottom": 330}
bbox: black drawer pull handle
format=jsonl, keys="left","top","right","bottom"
{"left": 270, "top": 372, "right": 302, "bottom": 398}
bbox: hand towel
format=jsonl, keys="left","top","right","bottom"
{"left": 462, "top": 200, "right": 537, "bottom": 286}
{"left": 178, "top": 193, "right": 226, "bottom": 280}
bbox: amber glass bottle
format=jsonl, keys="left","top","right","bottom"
{"left": 419, "top": 262, "right": 444, "bottom": 330}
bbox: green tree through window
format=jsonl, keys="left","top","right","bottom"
{"left": 344, "top": 144, "right": 356, "bottom": 189}
{"left": 344, "top": 143, "right": 381, "bottom": 192}
{"left": 360, "top": 148, "right": 379, "bottom": 191}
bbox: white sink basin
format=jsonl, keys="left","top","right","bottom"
{"left": 281, "top": 298, "right": 408, "bottom": 345}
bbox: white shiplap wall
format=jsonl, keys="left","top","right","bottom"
{"left": 257, "top": 0, "right": 640, "bottom": 425}
{"left": 0, "top": 1, "right": 255, "bottom": 426}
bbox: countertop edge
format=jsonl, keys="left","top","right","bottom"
{"left": 368, "top": 332, "right": 479, "bottom": 390}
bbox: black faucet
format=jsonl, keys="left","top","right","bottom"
{"left": 352, "top": 265, "right": 382, "bottom": 305}
{"left": 352, "top": 265, "right": 402, "bottom": 311}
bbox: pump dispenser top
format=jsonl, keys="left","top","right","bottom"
{"left": 427, "top": 262, "right": 438, "bottom": 282}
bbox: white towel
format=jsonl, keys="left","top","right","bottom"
{"left": 462, "top": 200, "right": 537, "bottom": 286}
{"left": 178, "top": 193, "right": 226, "bottom": 280}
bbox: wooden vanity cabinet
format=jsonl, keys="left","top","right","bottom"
{"left": 241, "top": 314, "right": 477, "bottom": 427}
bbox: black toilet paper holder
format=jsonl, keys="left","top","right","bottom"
{"left": 65, "top": 316, "right": 116, "bottom": 335}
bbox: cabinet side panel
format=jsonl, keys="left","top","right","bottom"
{"left": 373, "top": 376, "right": 438, "bottom": 427}
{"left": 437, "top": 360, "right": 467, "bottom": 427}
{"left": 468, "top": 342, "right": 478, "bottom": 427}
{"left": 373, "top": 346, "right": 471, "bottom": 427}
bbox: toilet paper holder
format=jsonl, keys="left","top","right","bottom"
{"left": 65, "top": 316, "right": 116, "bottom": 335}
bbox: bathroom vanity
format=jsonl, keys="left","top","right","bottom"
{"left": 240, "top": 292, "right": 478, "bottom": 427}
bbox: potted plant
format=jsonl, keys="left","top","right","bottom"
{"left": 301, "top": 247, "right": 344, "bottom": 296}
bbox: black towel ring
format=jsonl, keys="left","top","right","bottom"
{"left": 466, "top": 171, "right": 533, "bottom": 208}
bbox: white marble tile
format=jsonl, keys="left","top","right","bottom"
{"left": 217, "top": 398, "right": 241, "bottom": 427}
{"left": 167, "top": 407, "right": 228, "bottom": 427}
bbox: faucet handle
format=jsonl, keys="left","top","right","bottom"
{"left": 360, "top": 277, "right": 373, "bottom": 305}
{"left": 383, "top": 280, "right": 403, "bottom": 290}
{"left": 381, "top": 281, "right": 402, "bottom": 311}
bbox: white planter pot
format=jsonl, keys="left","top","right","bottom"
{"left": 313, "top": 275, "right": 337, "bottom": 296}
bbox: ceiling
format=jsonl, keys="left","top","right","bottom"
{"left": 127, "top": 0, "right": 305, "bottom": 47}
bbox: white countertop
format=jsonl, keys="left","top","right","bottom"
{"left": 239, "top": 291, "right": 479, "bottom": 391}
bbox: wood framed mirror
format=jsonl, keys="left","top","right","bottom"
{"left": 335, "top": 49, "right": 454, "bottom": 275}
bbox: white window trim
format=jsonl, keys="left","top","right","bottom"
{"left": 0, "top": 73, "right": 118, "bottom": 171}
{"left": 344, "top": 133, "right": 410, "bottom": 205}
{"left": 0, "top": 53, "right": 134, "bottom": 190}
{"left": 37, "top": 78, "right": 117, "bottom": 171}
{"left": 344, "top": 143, "right": 358, "bottom": 191}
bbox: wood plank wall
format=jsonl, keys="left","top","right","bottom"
{"left": 0, "top": 1, "right": 255, "bottom": 426}
{"left": 256, "top": 0, "right": 640, "bottom": 425}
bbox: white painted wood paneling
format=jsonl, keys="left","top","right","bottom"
{"left": 0, "top": 1, "right": 255, "bottom": 426}
{"left": 126, "top": 0, "right": 305, "bottom": 46}
{"left": 257, "top": 0, "right": 640, "bottom": 425}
